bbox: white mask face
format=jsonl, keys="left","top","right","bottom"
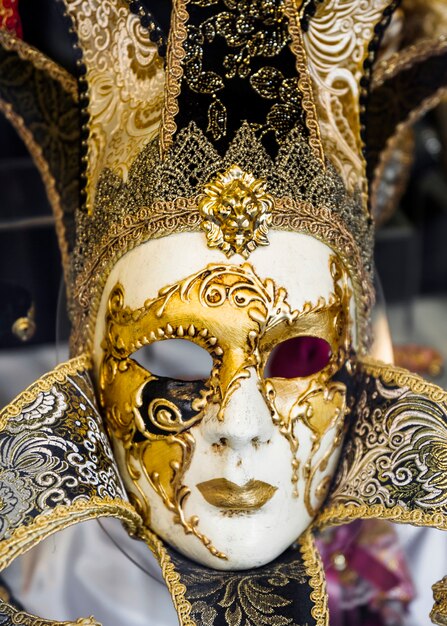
{"left": 93, "top": 231, "right": 353, "bottom": 570}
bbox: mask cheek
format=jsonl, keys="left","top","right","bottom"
{"left": 266, "top": 375, "right": 348, "bottom": 514}
{"left": 296, "top": 379, "right": 348, "bottom": 515}
{"left": 137, "top": 431, "right": 193, "bottom": 517}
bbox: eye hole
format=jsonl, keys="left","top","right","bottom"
{"left": 132, "top": 338, "right": 213, "bottom": 381}
{"left": 264, "top": 336, "right": 332, "bottom": 379}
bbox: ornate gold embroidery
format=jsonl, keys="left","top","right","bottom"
{"left": 199, "top": 165, "right": 273, "bottom": 257}
{"left": 299, "top": 530, "right": 328, "bottom": 626}
{"left": 302, "top": 0, "right": 393, "bottom": 198}
{"left": 284, "top": 0, "right": 324, "bottom": 164}
{"left": 0, "top": 496, "right": 141, "bottom": 572}
{"left": 0, "top": 355, "right": 90, "bottom": 430}
{"left": 317, "top": 502, "right": 447, "bottom": 531}
{"left": 62, "top": 0, "right": 165, "bottom": 211}
{"left": 168, "top": 0, "right": 310, "bottom": 149}
{"left": 318, "top": 358, "right": 447, "bottom": 532}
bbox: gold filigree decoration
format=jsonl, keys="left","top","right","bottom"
{"left": 0, "top": 496, "right": 141, "bottom": 572}
{"left": 317, "top": 357, "right": 447, "bottom": 531}
{"left": 0, "top": 601, "right": 100, "bottom": 626}
{"left": 431, "top": 576, "right": 447, "bottom": 626}
{"left": 0, "top": 355, "right": 90, "bottom": 430}
{"left": 62, "top": 0, "right": 165, "bottom": 211}
{"left": 101, "top": 259, "right": 353, "bottom": 560}
{"left": 299, "top": 530, "right": 328, "bottom": 626}
{"left": 262, "top": 256, "right": 351, "bottom": 502}
{"left": 100, "top": 264, "right": 292, "bottom": 558}
{"left": 199, "top": 165, "right": 273, "bottom": 258}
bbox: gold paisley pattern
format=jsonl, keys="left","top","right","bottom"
{"left": 62, "top": 0, "right": 165, "bottom": 211}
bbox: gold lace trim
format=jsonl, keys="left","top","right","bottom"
{"left": 0, "top": 355, "right": 91, "bottom": 429}
{"left": 0, "top": 601, "right": 100, "bottom": 626}
{"left": 0, "top": 496, "right": 141, "bottom": 572}
{"left": 299, "top": 531, "right": 328, "bottom": 626}
{"left": 360, "top": 356, "right": 447, "bottom": 403}
{"left": 161, "top": 0, "right": 189, "bottom": 156}
{"left": 0, "top": 30, "right": 77, "bottom": 99}
{"left": 140, "top": 528, "right": 196, "bottom": 626}
{"left": 372, "top": 35, "right": 447, "bottom": 88}
{"left": 284, "top": 0, "right": 324, "bottom": 165}
{"left": 316, "top": 502, "right": 447, "bottom": 532}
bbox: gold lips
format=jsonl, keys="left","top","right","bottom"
{"left": 197, "top": 478, "right": 277, "bottom": 511}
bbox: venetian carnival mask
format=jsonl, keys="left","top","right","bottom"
{"left": 94, "top": 232, "right": 353, "bottom": 568}
{"left": 2, "top": 1, "right": 447, "bottom": 624}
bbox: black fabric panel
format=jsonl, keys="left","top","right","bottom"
{"left": 366, "top": 49, "right": 447, "bottom": 188}
{"left": 165, "top": 542, "right": 320, "bottom": 626}
{"left": 174, "top": 0, "right": 308, "bottom": 157}
{"left": 0, "top": 40, "right": 80, "bottom": 255}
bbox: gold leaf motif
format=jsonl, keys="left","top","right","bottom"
{"left": 207, "top": 97, "right": 227, "bottom": 141}
{"left": 199, "top": 165, "right": 273, "bottom": 258}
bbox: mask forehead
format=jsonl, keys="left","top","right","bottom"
{"left": 93, "top": 230, "right": 338, "bottom": 361}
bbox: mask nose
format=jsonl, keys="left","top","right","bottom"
{"left": 201, "top": 369, "right": 274, "bottom": 451}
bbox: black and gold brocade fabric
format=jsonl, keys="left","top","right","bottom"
{"left": 320, "top": 359, "right": 447, "bottom": 531}
{"left": 173, "top": 0, "right": 308, "bottom": 155}
{"left": 163, "top": 537, "right": 323, "bottom": 626}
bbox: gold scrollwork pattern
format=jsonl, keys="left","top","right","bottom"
{"left": 100, "top": 263, "right": 285, "bottom": 559}
{"left": 100, "top": 256, "right": 353, "bottom": 560}
{"left": 317, "top": 358, "right": 447, "bottom": 532}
